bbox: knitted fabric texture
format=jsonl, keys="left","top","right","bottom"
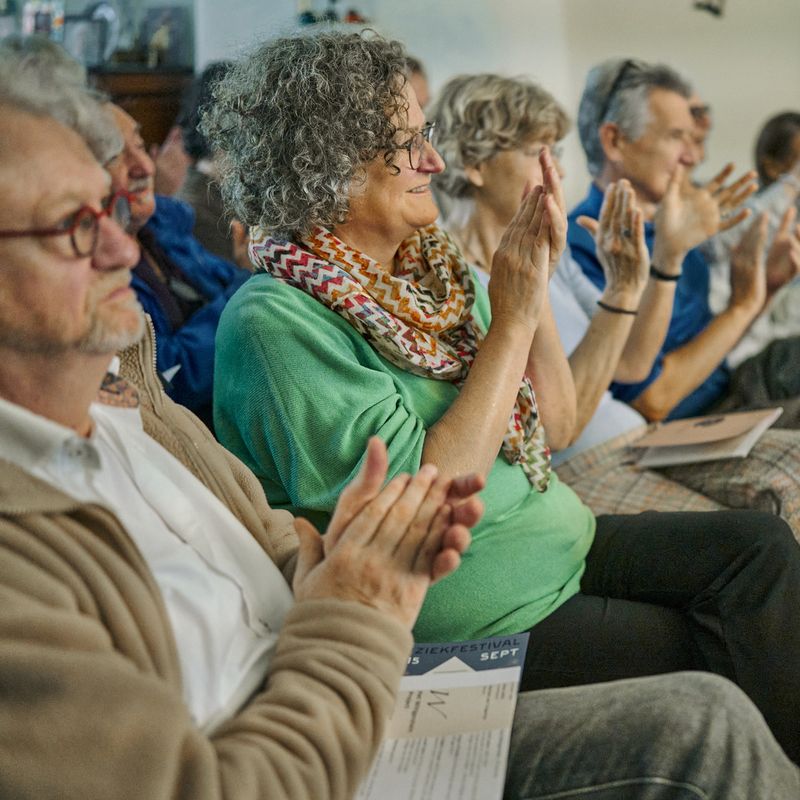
{"left": 249, "top": 223, "right": 551, "bottom": 490}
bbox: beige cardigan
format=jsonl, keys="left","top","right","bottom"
{"left": 0, "top": 323, "right": 411, "bottom": 800}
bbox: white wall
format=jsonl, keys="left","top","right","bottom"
{"left": 194, "top": 0, "right": 295, "bottom": 66}
{"left": 194, "top": 0, "right": 800, "bottom": 205}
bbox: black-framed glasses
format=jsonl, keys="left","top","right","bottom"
{"left": 400, "top": 122, "right": 436, "bottom": 169}
{"left": 598, "top": 59, "right": 638, "bottom": 124}
{"left": 0, "top": 190, "right": 133, "bottom": 258}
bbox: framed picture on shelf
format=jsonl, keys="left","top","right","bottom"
{"left": 141, "top": 5, "right": 192, "bottom": 68}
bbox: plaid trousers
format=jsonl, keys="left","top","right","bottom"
{"left": 555, "top": 427, "right": 800, "bottom": 540}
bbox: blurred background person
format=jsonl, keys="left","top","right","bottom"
{"left": 106, "top": 101, "right": 250, "bottom": 429}
{"left": 704, "top": 110, "right": 800, "bottom": 372}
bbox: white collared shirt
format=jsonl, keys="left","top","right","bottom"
{"left": 0, "top": 393, "right": 294, "bottom": 733}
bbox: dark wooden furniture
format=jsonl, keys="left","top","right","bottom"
{"left": 91, "top": 67, "right": 193, "bottom": 148}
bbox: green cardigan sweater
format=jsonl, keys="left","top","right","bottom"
{"left": 215, "top": 273, "right": 595, "bottom": 641}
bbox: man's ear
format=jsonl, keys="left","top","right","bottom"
{"left": 598, "top": 121, "right": 625, "bottom": 164}
{"left": 463, "top": 163, "right": 484, "bottom": 188}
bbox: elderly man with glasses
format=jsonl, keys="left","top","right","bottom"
{"left": 568, "top": 57, "right": 800, "bottom": 425}
{"left": 101, "top": 100, "right": 251, "bottom": 430}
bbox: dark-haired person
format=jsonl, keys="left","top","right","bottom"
{"left": 704, "top": 110, "right": 800, "bottom": 370}
{"left": 756, "top": 111, "right": 800, "bottom": 188}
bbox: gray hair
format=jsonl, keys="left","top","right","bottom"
{"left": 577, "top": 58, "right": 691, "bottom": 178}
{"left": 201, "top": 30, "right": 410, "bottom": 242}
{"left": 0, "top": 35, "right": 122, "bottom": 164}
{"left": 430, "top": 73, "right": 570, "bottom": 200}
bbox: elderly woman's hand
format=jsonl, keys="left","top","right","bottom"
{"left": 577, "top": 179, "right": 648, "bottom": 308}
{"left": 541, "top": 147, "right": 567, "bottom": 276}
{"left": 488, "top": 185, "right": 555, "bottom": 333}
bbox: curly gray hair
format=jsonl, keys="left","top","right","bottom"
{"left": 577, "top": 58, "right": 691, "bottom": 178}
{"left": 0, "top": 35, "right": 122, "bottom": 164}
{"left": 201, "top": 30, "right": 411, "bottom": 242}
{"left": 430, "top": 73, "right": 570, "bottom": 200}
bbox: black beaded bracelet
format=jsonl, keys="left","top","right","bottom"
{"left": 597, "top": 299, "right": 638, "bottom": 316}
{"left": 650, "top": 265, "right": 681, "bottom": 282}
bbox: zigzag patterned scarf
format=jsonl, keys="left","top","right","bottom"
{"left": 249, "top": 223, "right": 551, "bottom": 491}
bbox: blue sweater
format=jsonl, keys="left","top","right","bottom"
{"left": 132, "top": 196, "right": 250, "bottom": 422}
{"left": 568, "top": 183, "right": 730, "bottom": 419}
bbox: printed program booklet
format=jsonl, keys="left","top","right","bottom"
{"left": 355, "top": 633, "right": 529, "bottom": 800}
{"left": 632, "top": 407, "right": 782, "bottom": 468}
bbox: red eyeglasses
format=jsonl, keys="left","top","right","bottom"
{"left": 0, "top": 190, "right": 134, "bottom": 258}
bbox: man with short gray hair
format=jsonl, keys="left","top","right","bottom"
{"left": 577, "top": 59, "right": 694, "bottom": 198}
{"left": 568, "top": 57, "right": 800, "bottom": 423}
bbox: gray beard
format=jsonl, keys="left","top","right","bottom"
{"left": 0, "top": 298, "right": 146, "bottom": 357}
{"left": 76, "top": 301, "right": 146, "bottom": 355}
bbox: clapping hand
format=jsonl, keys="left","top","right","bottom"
{"left": 540, "top": 147, "right": 568, "bottom": 276}
{"left": 576, "top": 179, "right": 649, "bottom": 304}
{"left": 292, "top": 438, "right": 484, "bottom": 628}
{"left": 489, "top": 152, "right": 564, "bottom": 332}
{"left": 765, "top": 206, "right": 800, "bottom": 298}
{"left": 729, "top": 212, "right": 769, "bottom": 314}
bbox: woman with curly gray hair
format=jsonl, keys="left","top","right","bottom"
{"left": 205, "top": 33, "right": 800, "bottom": 763}
{"left": 205, "top": 28, "right": 584, "bottom": 635}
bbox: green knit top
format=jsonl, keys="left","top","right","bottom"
{"left": 214, "top": 272, "right": 595, "bottom": 641}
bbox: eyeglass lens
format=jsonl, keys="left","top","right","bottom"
{"left": 71, "top": 194, "right": 133, "bottom": 258}
{"left": 409, "top": 124, "right": 435, "bottom": 169}
{"left": 71, "top": 208, "right": 99, "bottom": 257}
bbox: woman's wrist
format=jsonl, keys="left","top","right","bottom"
{"left": 601, "top": 286, "right": 643, "bottom": 309}
{"left": 597, "top": 299, "right": 638, "bottom": 315}
{"left": 487, "top": 311, "right": 540, "bottom": 346}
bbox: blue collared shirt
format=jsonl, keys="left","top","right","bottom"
{"left": 567, "top": 183, "right": 730, "bottom": 419}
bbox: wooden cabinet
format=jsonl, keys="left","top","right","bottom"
{"left": 91, "top": 68, "right": 193, "bottom": 148}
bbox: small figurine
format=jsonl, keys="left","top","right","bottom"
{"left": 147, "top": 10, "right": 171, "bottom": 68}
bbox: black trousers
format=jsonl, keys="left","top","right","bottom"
{"left": 521, "top": 509, "right": 800, "bottom": 764}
